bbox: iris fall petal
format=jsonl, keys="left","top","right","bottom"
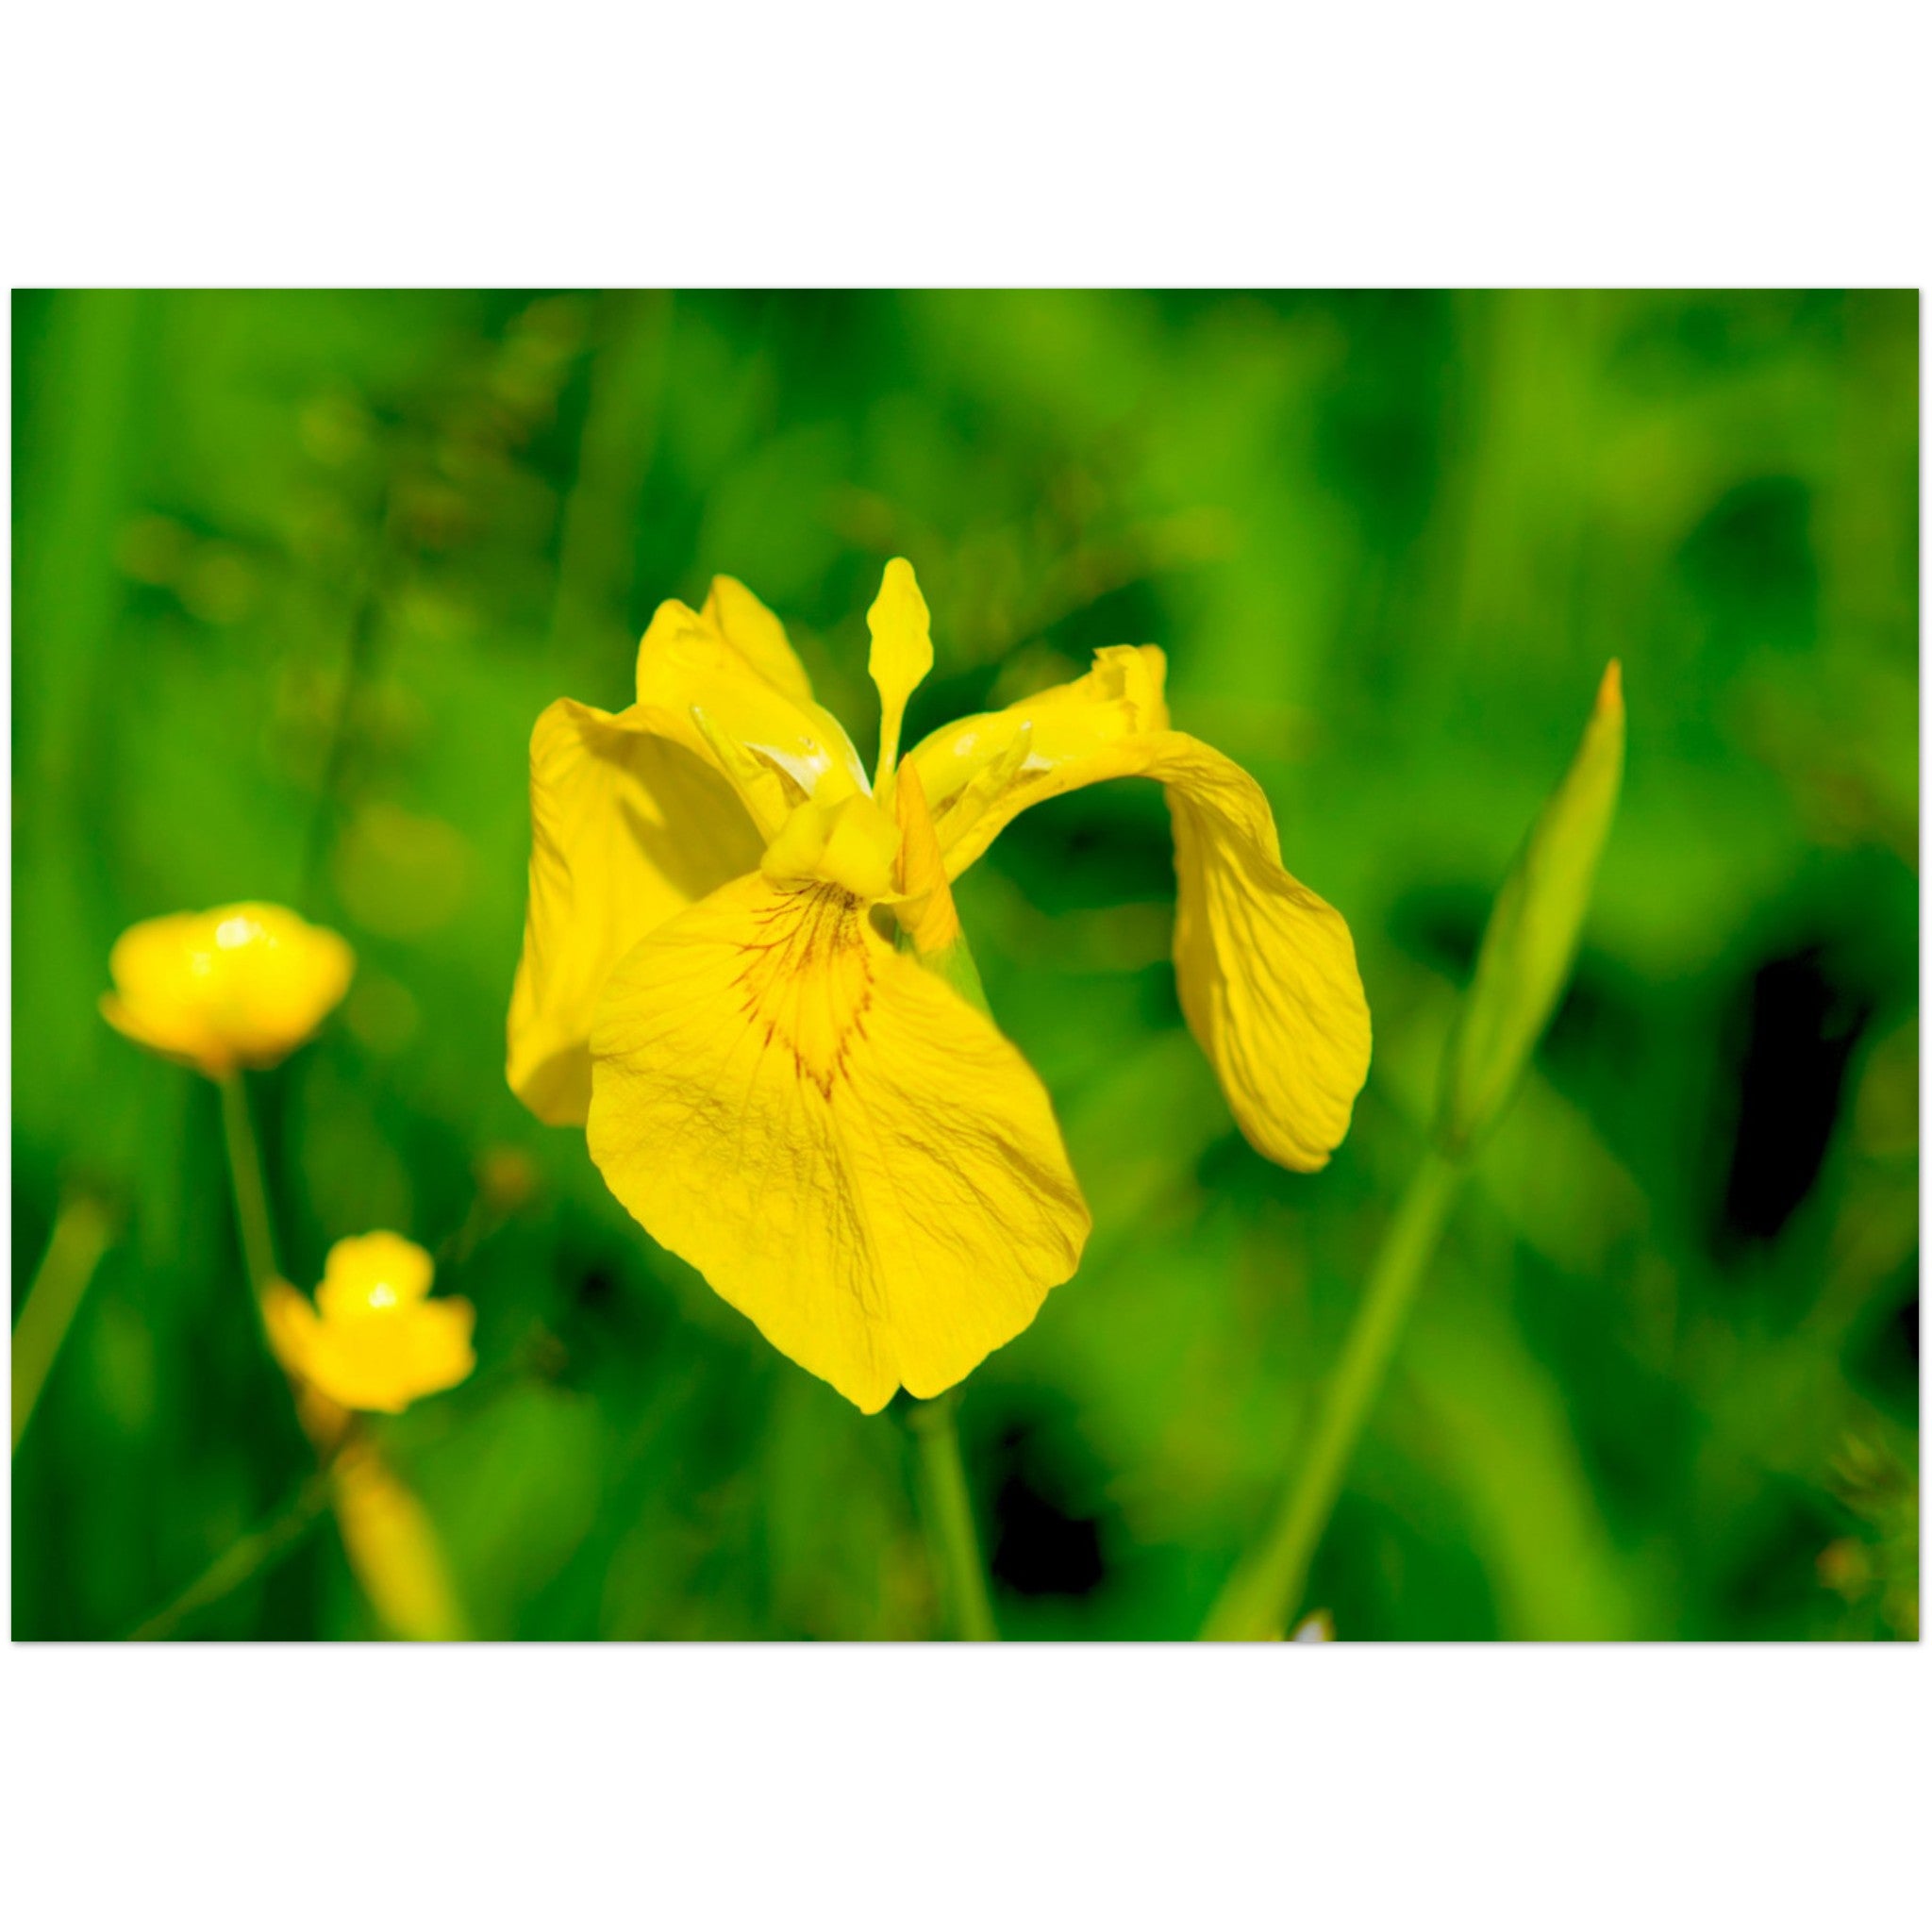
{"left": 908, "top": 648, "right": 1371, "bottom": 1170}
{"left": 586, "top": 874, "right": 1090, "bottom": 1413}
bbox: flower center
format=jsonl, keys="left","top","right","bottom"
{"left": 759, "top": 791, "right": 900, "bottom": 902}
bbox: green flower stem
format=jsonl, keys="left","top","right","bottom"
{"left": 11, "top": 1191, "right": 116, "bottom": 1455}
{"left": 217, "top": 1071, "right": 279, "bottom": 1298}
{"left": 127, "top": 1467, "right": 333, "bottom": 1641}
{"left": 1203, "top": 1147, "right": 1466, "bottom": 1641}
{"left": 908, "top": 1393, "right": 999, "bottom": 1641}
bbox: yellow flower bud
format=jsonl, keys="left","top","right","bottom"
{"left": 327, "top": 1435, "right": 469, "bottom": 1640}
{"left": 1437, "top": 662, "right": 1625, "bottom": 1158}
{"left": 263, "top": 1232, "right": 475, "bottom": 1416}
{"left": 100, "top": 902, "right": 355, "bottom": 1077}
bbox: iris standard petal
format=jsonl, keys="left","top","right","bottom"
{"left": 701, "top": 574, "right": 817, "bottom": 705}
{"left": 908, "top": 650, "right": 1369, "bottom": 1171}
{"left": 634, "top": 595, "right": 869, "bottom": 819}
{"left": 508, "top": 697, "right": 764, "bottom": 1124}
{"left": 586, "top": 874, "right": 1091, "bottom": 1413}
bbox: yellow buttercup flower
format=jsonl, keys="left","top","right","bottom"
{"left": 263, "top": 1232, "right": 475, "bottom": 1415}
{"left": 508, "top": 558, "right": 1371, "bottom": 1413}
{"left": 101, "top": 902, "right": 355, "bottom": 1076}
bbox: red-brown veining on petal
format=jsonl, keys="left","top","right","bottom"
{"left": 729, "top": 883, "right": 874, "bottom": 1099}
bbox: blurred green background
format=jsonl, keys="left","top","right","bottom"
{"left": 11, "top": 290, "right": 1918, "bottom": 1641}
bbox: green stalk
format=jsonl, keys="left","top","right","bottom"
{"left": 907, "top": 1393, "right": 999, "bottom": 1641}
{"left": 217, "top": 1071, "right": 279, "bottom": 1296}
{"left": 1203, "top": 1149, "right": 1465, "bottom": 1640}
{"left": 11, "top": 1192, "right": 116, "bottom": 1455}
{"left": 210, "top": 1070, "right": 468, "bottom": 1642}
{"left": 127, "top": 1468, "right": 332, "bottom": 1641}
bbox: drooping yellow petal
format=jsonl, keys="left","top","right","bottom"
{"left": 508, "top": 698, "right": 764, "bottom": 1125}
{"left": 100, "top": 903, "right": 355, "bottom": 1077}
{"left": 908, "top": 650, "right": 1370, "bottom": 1172}
{"left": 866, "top": 557, "right": 934, "bottom": 789}
{"left": 586, "top": 874, "right": 1091, "bottom": 1413}
{"left": 1153, "top": 734, "right": 1371, "bottom": 1170}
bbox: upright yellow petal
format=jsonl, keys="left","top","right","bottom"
{"left": 702, "top": 574, "right": 816, "bottom": 704}
{"left": 586, "top": 874, "right": 1091, "bottom": 1412}
{"left": 866, "top": 557, "right": 934, "bottom": 788}
{"left": 634, "top": 595, "right": 868, "bottom": 818}
{"left": 908, "top": 651, "right": 1370, "bottom": 1171}
{"left": 508, "top": 698, "right": 763, "bottom": 1125}
{"left": 892, "top": 760, "right": 962, "bottom": 957}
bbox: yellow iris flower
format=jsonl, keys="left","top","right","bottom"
{"left": 101, "top": 902, "right": 355, "bottom": 1076}
{"left": 508, "top": 559, "right": 1370, "bottom": 1413}
{"left": 263, "top": 1231, "right": 475, "bottom": 1415}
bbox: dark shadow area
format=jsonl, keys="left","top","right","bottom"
{"left": 1718, "top": 945, "right": 1873, "bottom": 1249}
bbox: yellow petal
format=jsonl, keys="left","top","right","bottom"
{"left": 317, "top": 1230, "right": 436, "bottom": 1316}
{"left": 586, "top": 874, "right": 1091, "bottom": 1412}
{"left": 908, "top": 645, "right": 1172, "bottom": 875}
{"left": 101, "top": 902, "right": 355, "bottom": 1077}
{"left": 759, "top": 791, "right": 901, "bottom": 901}
{"left": 891, "top": 759, "right": 962, "bottom": 956}
{"left": 328, "top": 1437, "right": 469, "bottom": 1640}
{"left": 866, "top": 557, "right": 934, "bottom": 787}
{"left": 261, "top": 1278, "right": 324, "bottom": 1381}
{"left": 1154, "top": 734, "right": 1370, "bottom": 1171}
{"left": 702, "top": 574, "right": 816, "bottom": 704}
{"left": 634, "top": 595, "right": 868, "bottom": 820}
{"left": 266, "top": 1267, "right": 475, "bottom": 1416}
{"left": 264, "top": 1234, "right": 475, "bottom": 1415}
{"left": 508, "top": 697, "right": 764, "bottom": 1125}
{"left": 908, "top": 651, "right": 1370, "bottom": 1171}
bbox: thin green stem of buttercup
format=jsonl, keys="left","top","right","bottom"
{"left": 217, "top": 1070, "right": 279, "bottom": 1298}
{"left": 1203, "top": 1148, "right": 1466, "bottom": 1641}
{"left": 11, "top": 1192, "right": 116, "bottom": 1455}
{"left": 908, "top": 1392, "right": 999, "bottom": 1641}
{"left": 127, "top": 1467, "right": 333, "bottom": 1640}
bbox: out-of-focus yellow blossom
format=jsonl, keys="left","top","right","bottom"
{"left": 508, "top": 559, "right": 1371, "bottom": 1413}
{"left": 326, "top": 1436, "right": 470, "bottom": 1640}
{"left": 263, "top": 1232, "right": 475, "bottom": 1415}
{"left": 100, "top": 902, "right": 355, "bottom": 1076}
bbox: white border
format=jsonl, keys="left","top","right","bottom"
{"left": 6, "top": 4, "right": 1926, "bottom": 1923}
